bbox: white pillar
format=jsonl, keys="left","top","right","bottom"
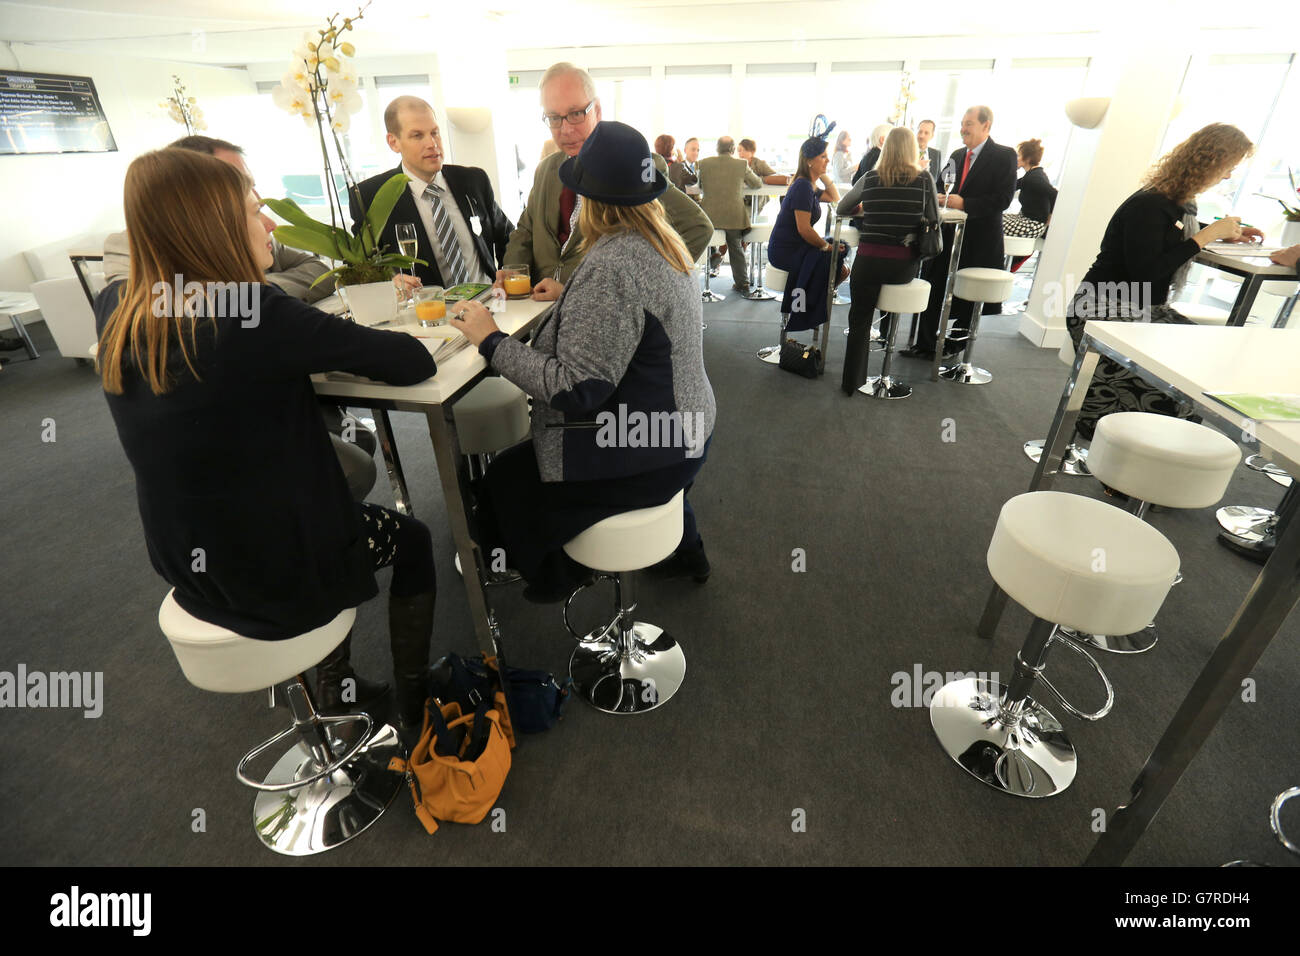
{"left": 433, "top": 37, "right": 521, "bottom": 222}
{"left": 1018, "top": 46, "right": 1188, "bottom": 347}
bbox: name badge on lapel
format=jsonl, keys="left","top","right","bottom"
{"left": 1174, "top": 221, "right": 1184, "bottom": 230}
{"left": 470, "top": 215, "right": 482, "bottom": 236}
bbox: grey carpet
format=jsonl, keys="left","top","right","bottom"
{"left": 1, "top": 290, "right": 1297, "bottom": 868}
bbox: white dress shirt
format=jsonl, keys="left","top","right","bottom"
{"left": 402, "top": 164, "right": 491, "bottom": 284}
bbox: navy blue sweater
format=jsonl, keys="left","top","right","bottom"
{"left": 95, "top": 281, "right": 435, "bottom": 639}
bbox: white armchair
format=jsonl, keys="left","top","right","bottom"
{"left": 31, "top": 277, "right": 98, "bottom": 364}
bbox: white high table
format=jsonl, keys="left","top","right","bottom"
{"left": 1193, "top": 247, "right": 1297, "bottom": 327}
{"left": 311, "top": 296, "right": 552, "bottom": 656}
{"left": 976, "top": 322, "right": 1300, "bottom": 864}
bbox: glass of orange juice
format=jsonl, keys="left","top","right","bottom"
{"left": 414, "top": 286, "right": 446, "bottom": 327}
{"left": 502, "top": 263, "right": 532, "bottom": 298}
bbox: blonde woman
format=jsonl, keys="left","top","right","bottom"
{"left": 835, "top": 126, "right": 940, "bottom": 395}
{"left": 1065, "top": 122, "right": 1260, "bottom": 439}
{"left": 451, "top": 122, "right": 717, "bottom": 599}
{"left": 94, "top": 148, "right": 439, "bottom": 738}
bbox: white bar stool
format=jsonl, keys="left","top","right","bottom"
{"left": 756, "top": 266, "right": 789, "bottom": 364}
{"left": 701, "top": 228, "right": 727, "bottom": 304}
{"left": 1171, "top": 302, "right": 1231, "bottom": 326}
{"left": 1059, "top": 412, "right": 1240, "bottom": 655}
{"left": 452, "top": 376, "right": 529, "bottom": 580}
{"left": 930, "top": 491, "right": 1179, "bottom": 798}
{"left": 158, "top": 592, "right": 403, "bottom": 855}
{"left": 1024, "top": 336, "right": 1092, "bottom": 476}
{"left": 860, "top": 278, "right": 929, "bottom": 400}
{"left": 1002, "top": 234, "right": 1037, "bottom": 268}
{"left": 939, "top": 267, "right": 1015, "bottom": 385}
{"left": 562, "top": 491, "right": 687, "bottom": 714}
{"left": 742, "top": 222, "right": 776, "bottom": 301}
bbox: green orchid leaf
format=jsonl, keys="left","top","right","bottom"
{"left": 262, "top": 197, "right": 334, "bottom": 237}
{"left": 365, "top": 173, "right": 410, "bottom": 241}
{"left": 272, "top": 224, "right": 343, "bottom": 261}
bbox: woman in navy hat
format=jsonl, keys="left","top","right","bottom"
{"left": 450, "top": 121, "right": 717, "bottom": 600}
{"left": 765, "top": 119, "right": 848, "bottom": 341}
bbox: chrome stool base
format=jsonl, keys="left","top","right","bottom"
{"left": 861, "top": 375, "right": 912, "bottom": 400}
{"left": 1023, "top": 439, "right": 1091, "bottom": 476}
{"left": 1058, "top": 623, "right": 1158, "bottom": 655}
{"left": 700, "top": 290, "right": 726, "bottom": 303}
{"left": 939, "top": 362, "right": 992, "bottom": 385}
{"left": 1272, "top": 786, "right": 1300, "bottom": 855}
{"left": 570, "top": 623, "right": 685, "bottom": 714}
{"left": 1216, "top": 506, "right": 1276, "bottom": 542}
{"left": 741, "top": 288, "right": 776, "bottom": 301}
{"left": 756, "top": 345, "right": 781, "bottom": 364}
{"left": 930, "top": 677, "right": 1077, "bottom": 798}
{"left": 251, "top": 722, "right": 403, "bottom": 856}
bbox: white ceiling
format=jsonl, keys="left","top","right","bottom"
{"left": 0, "top": 0, "right": 1271, "bottom": 65}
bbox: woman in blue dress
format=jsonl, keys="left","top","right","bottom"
{"left": 766, "top": 130, "right": 848, "bottom": 335}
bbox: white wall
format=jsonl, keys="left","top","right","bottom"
{"left": 0, "top": 43, "right": 254, "bottom": 291}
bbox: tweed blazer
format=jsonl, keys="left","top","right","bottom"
{"left": 697, "top": 155, "right": 763, "bottom": 231}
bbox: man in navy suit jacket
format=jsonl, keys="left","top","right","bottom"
{"left": 350, "top": 96, "right": 513, "bottom": 292}
{"left": 917, "top": 119, "right": 943, "bottom": 183}
{"left": 904, "top": 105, "right": 1018, "bottom": 358}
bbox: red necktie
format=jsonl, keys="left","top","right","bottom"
{"left": 558, "top": 186, "right": 577, "bottom": 245}
{"left": 958, "top": 149, "right": 973, "bottom": 192}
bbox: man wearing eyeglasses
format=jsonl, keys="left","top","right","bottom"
{"left": 497, "top": 61, "right": 713, "bottom": 301}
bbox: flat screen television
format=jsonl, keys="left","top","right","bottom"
{"left": 0, "top": 70, "right": 117, "bottom": 155}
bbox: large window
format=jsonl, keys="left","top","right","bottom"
{"left": 591, "top": 68, "right": 655, "bottom": 145}
{"left": 739, "top": 64, "right": 818, "bottom": 171}
{"left": 662, "top": 66, "right": 732, "bottom": 163}
{"left": 914, "top": 60, "right": 996, "bottom": 160}
{"left": 994, "top": 59, "right": 1090, "bottom": 191}
{"left": 1160, "top": 54, "right": 1296, "bottom": 227}
{"left": 824, "top": 63, "right": 905, "bottom": 172}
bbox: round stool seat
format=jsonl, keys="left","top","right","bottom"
{"left": 1003, "top": 235, "right": 1037, "bottom": 257}
{"left": 747, "top": 222, "right": 774, "bottom": 243}
{"left": 1171, "top": 302, "right": 1230, "bottom": 326}
{"left": 1089, "top": 412, "right": 1240, "bottom": 508}
{"left": 987, "top": 491, "right": 1179, "bottom": 637}
{"left": 1033, "top": 237, "right": 1045, "bottom": 253}
{"left": 159, "top": 590, "right": 355, "bottom": 693}
{"left": 453, "top": 377, "right": 529, "bottom": 455}
{"left": 876, "top": 278, "right": 931, "bottom": 315}
{"left": 765, "top": 266, "right": 789, "bottom": 293}
{"left": 953, "top": 267, "right": 1015, "bottom": 304}
{"left": 563, "top": 491, "right": 684, "bottom": 573}
{"left": 839, "top": 225, "right": 861, "bottom": 245}
{"left": 709, "top": 229, "right": 727, "bottom": 246}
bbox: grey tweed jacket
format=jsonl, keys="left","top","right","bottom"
{"left": 485, "top": 230, "right": 716, "bottom": 483}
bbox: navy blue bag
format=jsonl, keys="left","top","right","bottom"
{"left": 429, "top": 652, "right": 571, "bottom": 736}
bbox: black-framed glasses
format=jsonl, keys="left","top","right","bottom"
{"left": 542, "top": 99, "right": 595, "bottom": 129}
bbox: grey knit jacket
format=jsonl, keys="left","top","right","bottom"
{"left": 484, "top": 230, "right": 715, "bottom": 483}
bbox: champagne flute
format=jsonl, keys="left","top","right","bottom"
{"left": 941, "top": 164, "right": 955, "bottom": 209}
{"left": 395, "top": 222, "right": 418, "bottom": 303}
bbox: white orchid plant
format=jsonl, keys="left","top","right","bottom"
{"left": 887, "top": 73, "right": 916, "bottom": 128}
{"left": 264, "top": 3, "right": 421, "bottom": 287}
{"left": 160, "top": 75, "right": 206, "bottom": 135}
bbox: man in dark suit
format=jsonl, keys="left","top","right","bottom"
{"left": 350, "top": 96, "right": 512, "bottom": 293}
{"left": 903, "top": 105, "right": 1017, "bottom": 359}
{"left": 917, "top": 119, "right": 943, "bottom": 183}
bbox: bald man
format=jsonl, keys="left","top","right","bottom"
{"left": 350, "top": 95, "right": 513, "bottom": 291}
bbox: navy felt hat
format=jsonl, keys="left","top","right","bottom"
{"left": 558, "top": 121, "right": 669, "bottom": 206}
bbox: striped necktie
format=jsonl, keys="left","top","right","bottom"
{"left": 423, "top": 181, "right": 469, "bottom": 286}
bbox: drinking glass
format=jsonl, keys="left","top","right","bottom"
{"left": 942, "top": 166, "right": 955, "bottom": 209}
{"left": 502, "top": 263, "right": 532, "bottom": 298}
{"left": 395, "top": 222, "right": 418, "bottom": 301}
{"left": 414, "top": 286, "right": 446, "bottom": 327}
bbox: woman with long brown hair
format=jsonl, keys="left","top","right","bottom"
{"left": 450, "top": 121, "right": 716, "bottom": 599}
{"left": 1064, "top": 122, "right": 1261, "bottom": 440}
{"left": 835, "top": 126, "right": 939, "bottom": 396}
{"left": 95, "top": 148, "right": 438, "bottom": 738}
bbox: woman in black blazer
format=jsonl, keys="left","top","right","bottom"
{"left": 1002, "top": 138, "right": 1057, "bottom": 239}
{"left": 1064, "top": 123, "right": 1259, "bottom": 439}
{"left": 96, "top": 149, "right": 439, "bottom": 737}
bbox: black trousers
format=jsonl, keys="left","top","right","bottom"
{"left": 842, "top": 254, "right": 920, "bottom": 393}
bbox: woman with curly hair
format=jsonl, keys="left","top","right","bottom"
{"left": 1064, "top": 122, "right": 1262, "bottom": 440}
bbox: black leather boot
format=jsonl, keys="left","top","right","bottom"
{"left": 389, "top": 590, "right": 435, "bottom": 745}
{"left": 313, "top": 630, "right": 391, "bottom": 716}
